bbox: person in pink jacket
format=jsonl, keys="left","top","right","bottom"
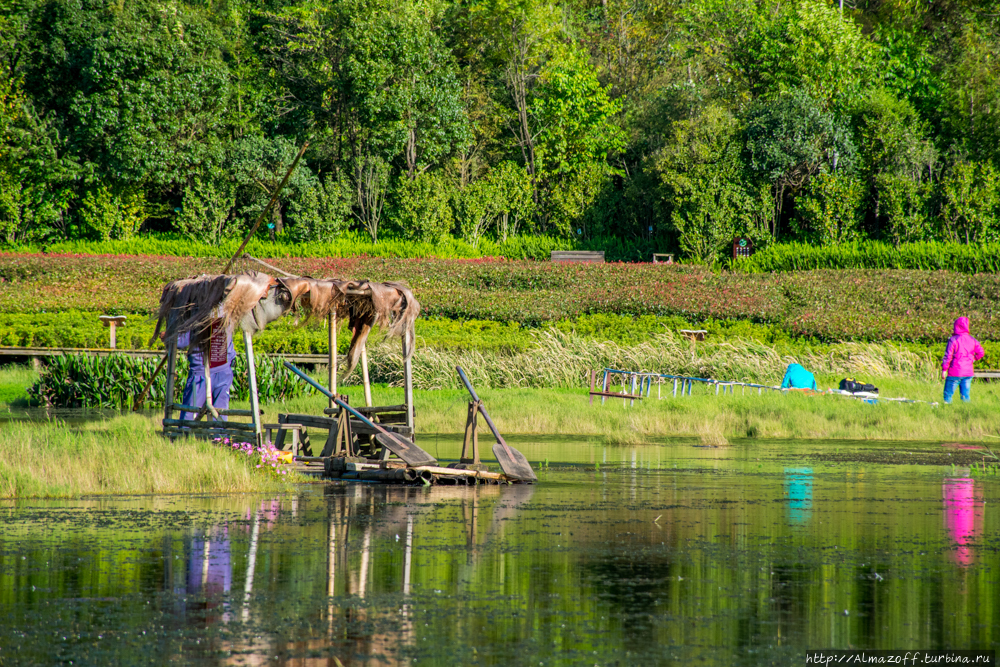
{"left": 941, "top": 316, "right": 985, "bottom": 403}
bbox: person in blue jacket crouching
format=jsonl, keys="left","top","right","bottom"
{"left": 780, "top": 363, "right": 818, "bottom": 390}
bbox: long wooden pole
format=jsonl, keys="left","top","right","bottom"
{"left": 360, "top": 345, "right": 373, "bottom": 407}
{"left": 244, "top": 329, "right": 263, "bottom": 446}
{"left": 222, "top": 142, "right": 309, "bottom": 275}
{"left": 134, "top": 353, "right": 168, "bottom": 411}
{"left": 403, "top": 335, "right": 414, "bottom": 433}
{"left": 328, "top": 312, "right": 337, "bottom": 408}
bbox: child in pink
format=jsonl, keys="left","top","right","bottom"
{"left": 941, "top": 316, "right": 985, "bottom": 403}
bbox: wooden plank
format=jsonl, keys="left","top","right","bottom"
{"left": 588, "top": 390, "right": 644, "bottom": 399}
{"left": 456, "top": 366, "right": 536, "bottom": 482}
{"left": 164, "top": 419, "right": 256, "bottom": 431}
{"left": 323, "top": 404, "right": 407, "bottom": 415}
{"left": 171, "top": 403, "right": 260, "bottom": 417}
{"left": 0, "top": 346, "right": 341, "bottom": 365}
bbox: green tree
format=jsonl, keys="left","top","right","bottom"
{"left": 531, "top": 49, "right": 627, "bottom": 234}
{"left": 653, "top": 106, "right": 770, "bottom": 262}
{"left": 174, "top": 175, "right": 237, "bottom": 245}
{"left": 260, "top": 0, "right": 470, "bottom": 176}
{"left": 743, "top": 89, "right": 857, "bottom": 239}
{"left": 939, "top": 160, "right": 1000, "bottom": 244}
{"left": 793, "top": 172, "right": 865, "bottom": 245}
{"left": 851, "top": 90, "right": 936, "bottom": 240}
{"left": 389, "top": 171, "right": 455, "bottom": 242}
{"left": 22, "top": 0, "right": 232, "bottom": 188}
{"left": 733, "top": 0, "right": 875, "bottom": 110}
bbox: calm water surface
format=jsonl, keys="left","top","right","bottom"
{"left": 1, "top": 436, "right": 997, "bottom": 666}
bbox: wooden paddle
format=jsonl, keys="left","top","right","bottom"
{"left": 283, "top": 361, "right": 436, "bottom": 467}
{"left": 455, "top": 366, "right": 537, "bottom": 482}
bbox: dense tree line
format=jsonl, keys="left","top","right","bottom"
{"left": 1, "top": 0, "right": 999, "bottom": 260}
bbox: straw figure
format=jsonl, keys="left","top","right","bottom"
{"left": 299, "top": 279, "right": 420, "bottom": 378}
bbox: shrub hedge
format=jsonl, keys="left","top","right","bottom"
{"left": 2, "top": 232, "right": 660, "bottom": 263}
{"left": 734, "top": 240, "right": 1000, "bottom": 273}
{"left": 6, "top": 235, "right": 1000, "bottom": 273}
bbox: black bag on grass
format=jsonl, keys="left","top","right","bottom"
{"left": 839, "top": 377, "right": 879, "bottom": 394}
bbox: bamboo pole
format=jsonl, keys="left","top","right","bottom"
{"left": 361, "top": 345, "right": 373, "bottom": 407}
{"left": 328, "top": 312, "right": 337, "bottom": 408}
{"left": 243, "top": 330, "right": 263, "bottom": 445}
{"left": 202, "top": 362, "right": 219, "bottom": 420}
{"left": 403, "top": 335, "right": 414, "bottom": 435}
{"left": 222, "top": 142, "right": 309, "bottom": 274}
{"left": 162, "top": 341, "right": 177, "bottom": 425}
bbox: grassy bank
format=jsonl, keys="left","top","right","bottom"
{"left": 3, "top": 360, "right": 1000, "bottom": 498}
{"left": 263, "top": 376, "right": 1000, "bottom": 446}
{"left": 0, "top": 413, "right": 298, "bottom": 498}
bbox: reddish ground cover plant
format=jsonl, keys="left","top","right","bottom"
{"left": 1, "top": 253, "right": 997, "bottom": 343}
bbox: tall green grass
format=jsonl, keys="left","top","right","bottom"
{"left": 27, "top": 352, "right": 312, "bottom": 408}
{"left": 0, "top": 414, "right": 297, "bottom": 498}
{"left": 365, "top": 329, "right": 941, "bottom": 389}
{"left": 735, "top": 240, "right": 1000, "bottom": 273}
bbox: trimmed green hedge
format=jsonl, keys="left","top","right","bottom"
{"left": 734, "top": 241, "right": 1000, "bottom": 273}
{"left": 2, "top": 232, "right": 660, "bottom": 263}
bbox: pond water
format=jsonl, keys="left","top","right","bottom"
{"left": 1, "top": 436, "right": 997, "bottom": 665}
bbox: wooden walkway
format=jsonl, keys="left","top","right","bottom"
{"left": 0, "top": 346, "right": 333, "bottom": 364}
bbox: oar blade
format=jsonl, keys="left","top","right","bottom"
{"left": 492, "top": 442, "right": 537, "bottom": 482}
{"left": 375, "top": 433, "right": 437, "bottom": 468}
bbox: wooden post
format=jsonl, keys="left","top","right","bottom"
{"left": 202, "top": 359, "right": 219, "bottom": 420}
{"left": 402, "top": 336, "right": 414, "bottom": 435}
{"left": 243, "top": 329, "right": 263, "bottom": 446}
{"left": 360, "top": 345, "right": 373, "bottom": 407}
{"left": 589, "top": 369, "right": 596, "bottom": 406}
{"left": 328, "top": 312, "right": 337, "bottom": 408}
{"left": 460, "top": 401, "right": 480, "bottom": 464}
{"left": 163, "top": 340, "right": 178, "bottom": 427}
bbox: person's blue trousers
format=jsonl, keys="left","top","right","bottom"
{"left": 180, "top": 357, "right": 234, "bottom": 421}
{"left": 943, "top": 376, "right": 972, "bottom": 404}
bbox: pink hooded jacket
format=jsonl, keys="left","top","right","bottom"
{"left": 942, "top": 317, "right": 985, "bottom": 377}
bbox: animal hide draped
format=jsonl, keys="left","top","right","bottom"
{"left": 341, "top": 280, "right": 420, "bottom": 377}
{"left": 149, "top": 271, "right": 273, "bottom": 347}
{"left": 239, "top": 277, "right": 313, "bottom": 334}
{"left": 298, "top": 279, "right": 352, "bottom": 321}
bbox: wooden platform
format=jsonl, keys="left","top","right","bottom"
{"left": 289, "top": 456, "right": 512, "bottom": 485}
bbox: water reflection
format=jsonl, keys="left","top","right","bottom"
{"left": 1, "top": 442, "right": 999, "bottom": 665}
{"left": 942, "top": 477, "right": 984, "bottom": 567}
{"left": 784, "top": 467, "right": 813, "bottom": 526}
